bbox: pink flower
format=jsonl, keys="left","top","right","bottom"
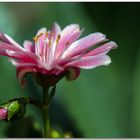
{"left": 0, "top": 23, "right": 117, "bottom": 87}
{"left": 0, "top": 108, "right": 7, "bottom": 120}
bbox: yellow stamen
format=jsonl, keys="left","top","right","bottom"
{"left": 46, "top": 32, "right": 48, "bottom": 38}
{"left": 37, "top": 33, "right": 43, "bottom": 38}
{"left": 48, "top": 32, "right": 55, "bottom": 47}
{"left": 56, "top": 34, "right": 61, "bottom": 45}
{"left": 33, "top": 36, "right": 38, "bottom": 42}
{"left": 33, "top": 33, "right": 43, "bottom": 42}
{"left": 48, "top": 40, "right": 51, "bottom": 47}
{"left": 58, "top": 34, "right": 61, "bottom": 40}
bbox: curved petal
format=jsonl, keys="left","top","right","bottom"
{"left": 13, "top": 61, "right": 37, "bottom": 87}
{"left": 62, "top": 32, "right": 107, "bottom": 58}
{"left": 23, "top": 40, "right": 35, "bottom": 53}
{"left": 0, "top": 32, "right": 24, "bottom": 50}
{"left": 84, "top": 41, "right": 118, "bottom": 57}
{"left": 65, "top": 54, "right": 111, "bottom": 69}
{"left": 66, "top": 67, "right": 81, "bottom": 81}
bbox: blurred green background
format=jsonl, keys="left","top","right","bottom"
{"left": 0, "top": 2, "right": 139, "bottom": 138}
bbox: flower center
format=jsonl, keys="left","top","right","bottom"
{"left": 33, "top": 32, "right": 61, "bottom": 48}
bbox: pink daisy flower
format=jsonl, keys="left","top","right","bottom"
{"left": 0, "top": 23, "right": 117, "bottom": 87}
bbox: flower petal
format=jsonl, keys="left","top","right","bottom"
{"left": 0, "top": 41, "right": 37, "bottom": 64}
{"left": 56, "top": 24, "right": 82, "bottom": 58}
{"left": 0, "top": 108, "right": 7, "bottom": 120}
{"left": 62, "top": 32, "right": 106, "bottom": 58}
{"left": 0, "top": 42, "right": 23, "bottom": 52}
{"left": 35, "top": 28, "right": 47, "bottom": 57}
{"left": 0, "top": 32, "right": 24, "bottom": 50}
{"left": 51, "top": 22, "right": 61, "bottom": 39}
{"left": 23, "top": 40, "right": 35, "bottom": 53}
{"left": 66, "top": 54, "right": 111, "bottom": 69}
{"left": 60, "top": 24, "right": 81, "bottom": 44}
{"left": 14, "top": 62, "right": 37, "bottom": 87}
{"left": 36, "top": 27, "right": 47, "bottom": 36}
{"left": 5, "top": 50, "right": 38, "bottom": 64}
{"left": 84, "top": 41, "right": 118, "bottom": 57}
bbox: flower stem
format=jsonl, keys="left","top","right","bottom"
{"left": 42, "top": 86, "right": 50, "bottom": 138}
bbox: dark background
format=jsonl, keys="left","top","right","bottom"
{"left": 0, "top": 2, "right": 139, "bottom": 138}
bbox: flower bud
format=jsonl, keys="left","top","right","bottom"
{"left": 0, "top": 98, "right": 28, "bottom": 122}
{"left": 0, "top": 108, "right": 7, "bottom": 120}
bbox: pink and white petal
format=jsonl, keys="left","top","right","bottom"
{"left": 23, "top": 40, "right": 35, "bottom": 53}
{"left": 59, "top": 24, "right": 81, "bottom": 45}
{"left": 56, "top": 54, "right": 84, "bottom": 68}
{"left": 3, "top": 51, "right": 35, "bottom": 64}
{"left": 6, "top": 50, "right": 38, "bottom": 64}
{"left": 51, "top": 22, "right": 61, "bottom": 39}
{"left": 56, "top": 30, "right": 82, "bottom": 58}
{"left": 0, "top": 42, "right": 36, "bottom": 62}
{"left": 66, "top": 55, "right": 111, "bottom": 69}
{"left": 10, "top": 59, "right": 37, "bottom": 67}
{"left": 0, "top": 32, "right": 11, "bottom": 44}
{"left": 84, "top": 41, "right": 118, "bottom": 57}
{"left": 0, "top": 42, "right": 23, "bottom": 51}
{"left": 0, "top": 32, "right": 24, "bottom": 50}
{"left": 35, "top": 28, "right": 47, "bottom": 56}
{"left": 62, "top": 32, "right": 107, "bottom": 58}
{"left": 49, "top": 23, "right": 61, "bottom": 60}
{"left": 0, "top": 51, "right": 23, "bottom": 61}
{"left": 61, "top": 24, "right": 79, "bottom": 36}
{"left": 56, "top": 25, "right": 82, "bottom": 59}
{"left": 36, "top": 27, "right": 47, "bottom": 36}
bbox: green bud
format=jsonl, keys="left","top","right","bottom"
{"left": 7, "top": 101, "right": 20, "bottom": 120}
{"left": 50, "top": 129, "right": 62, "bottom": 138}
{"left": 0, "top": 98, "right": 28, "bottom": 122}
{"left": 64, "top": 131, "right": 73, "bottom": 138}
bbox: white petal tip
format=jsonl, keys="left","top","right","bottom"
{"left": 36, "top": 27, "right": 47, "bottom": 36}
{"left": 109, "top": 41, "right": 118, "bottom": 49}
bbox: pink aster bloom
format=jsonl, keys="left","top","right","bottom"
{"left": 0, "top": 23, "right": 117, "bottom": 87}
{"left": 0, "top": 108, "right": 7, "bottom": 120}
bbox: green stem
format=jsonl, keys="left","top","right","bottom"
{"left": 42, "top": 86, "right": 50, "bottom": 138}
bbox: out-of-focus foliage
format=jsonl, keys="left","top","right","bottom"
{"left": 0, "top": 2, "right": 139, "bottom": 138}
